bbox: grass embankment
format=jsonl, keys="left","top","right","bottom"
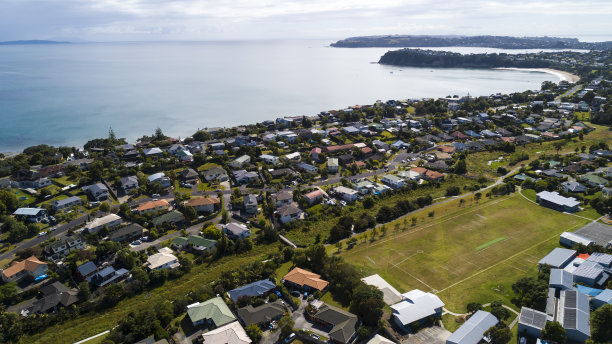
{"left": 25, "top": 244, "right": 276, "bottom": 344}
{"left": 465, "top": 122, "right": 610, "bottom": 179}
{"left": 285, "top": 174, "right": 478, "bottom": 246}
{"left": 338, "top": 193, "right": 589, "bottom": 314}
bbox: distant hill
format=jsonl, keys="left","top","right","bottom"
{"left": 0, "top": 40, "right": 70, "bottom": 45}
{"left": 331, "top": 35, "right": 612, "bottom": 50}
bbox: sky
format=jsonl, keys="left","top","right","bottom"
{"left": 1, "top": 0, "right": 612, "bottom": 42}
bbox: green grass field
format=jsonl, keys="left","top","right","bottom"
{"left": 338, "top": 193, "right": 590, "bottom": 313}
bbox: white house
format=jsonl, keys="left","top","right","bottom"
{"left": 391, "top": 289, "right": 444, "bottom": 331}
{"left": 146, "top": 247, "right": 180, "bottom": 270}
{"left": 83, "top": 214, "right": 122, "bottom": 234}
{"left": 278, "top": 204, "right": 303, "bottom": 224}
{"left": 259, "top": 154, "right": 280, "bottom": 165}
{"left": 334, "top": 186, "right": 359, "bottom": 203}
{"left": 224, "top": 223, "right": 251, "bottom": 239}
{"left": 381, "top": 174, "right": 405, "bottom": 189}
{"left": 230, "top": 155, "right": 251, "bottom": 169}
{"left": 51, "top": 196, "right": 83, "bottom": 210}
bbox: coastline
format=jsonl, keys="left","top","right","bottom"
{"left": 494, "top": 67, "right": 580, "bottom": 83}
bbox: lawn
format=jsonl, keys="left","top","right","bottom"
{"left": 338, "top": 193, "right": 590, "bottom": 314}
{"left": 24, "top": 243, "right": 277, "bottom": 344}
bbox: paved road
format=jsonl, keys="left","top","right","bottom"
{"left": 0, "top": 213, "right": 89, "bottom": 261}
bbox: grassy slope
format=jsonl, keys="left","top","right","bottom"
{"left": 338, "top": 193, "right": 589, "bottom": 313}
{"left": 26, "top": 244, "right": 276, "bottom": 344}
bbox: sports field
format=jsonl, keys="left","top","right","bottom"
{"left": 339, "top": 193, "right": 591, "bottom": 312}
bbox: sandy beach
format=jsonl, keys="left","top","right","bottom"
{"left": 495, "top": 67, "right": 580, "bottom": 83}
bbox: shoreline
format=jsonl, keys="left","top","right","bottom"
{"left": 494, "top": 67, "right": 580, "bottom": 83}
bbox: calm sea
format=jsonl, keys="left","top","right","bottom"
{"left": 0, "top": 40, "right": 566, "bottom": 152}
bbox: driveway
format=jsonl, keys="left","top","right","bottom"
{"left": 401, "top": 326, "right": 451, "bottom": 344}
{"left": 291, "top": 297, "right": 329, "bottom": 339}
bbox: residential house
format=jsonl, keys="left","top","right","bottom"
{"left": 283, "top": 267, "right": 328, "bottom": 291}
{"left": 224, "top": 223, "right": 251, "bottom": 240}
{"left": 179, "top": 168, "right": 199, "bottom": 185}
{"left": 83, "top": 214, "right": 122, "bottom": 234}
{"left": 201, "top": 321, "right": 251, "bottom": 344}
{"left": 22, "top": 281, "right": 80, "bottom": 316}
{"left": 90, "top": 266, "right": 130, "bottom": 287}
{"left": 146, "top": 247, "right": 180, "bottom": 270}
{"left": 284, "top": 152, "right": 301, "bottom": 161}
{"left": 259, "top": 154, "right": 280, "bottom": 165}
{"left": 76, "top": 261, "right": 99, "bottom": 281}
{"left": 185, "top": 197, "right": 220, "bottom": 213}
{"left": 177, "top": 150, "right": 193, "bottom": 162}
{"left": 272, "top": 190, "right": 293, "bottom": 208}
{"left": 13, "top": 207, "right": 46, "bottom": 223}
{"left": 538, "top": 248, "right": 577, "bottom": 269}
{"left": 44, "top": 233, "right": 86, "bottom": 262}
{"left": 311, "top": 303, "right": 358, "bottom": 344}
{"left": 304, "top": 189, "right": 323, "bottom": 205}
{"left": 243, "top": 194, "right": 258, "bottom": 214}
{"left": 201, "top": 167, "right": 228, "bottom": 182}
{"left": 391, "top": 290, "right": 444, "bottom": 332}
{"left": 233, "top": 170, "right": 259, "bottom": 185}
{"left": 278, "top": 204, "right": 303, "bottom": 224}
{"left": 82, "top": 183, "right": 109, "bottom": 201}
{"left": 381, "top": 174, "right": 405, "bottom": 189}
{"left": 334, "top": 186, "right": 359, "bottom": 202}
{"left": 151, "top": 210, "right": 185, "bottom": 227}
{"left": 581, "top": 174, "right": 608, "bottom": 188}
{"left": 372, "top": 140, "right": 389, "bottom": 151}
{"left": 108, "top": 223, "right": 144, "bottom": 243}
{"left": 230, "top": 155, "right": 251, "bottom": 169}
{"left": 296, "top": 162, "right": 318, "bottom": 174}
{"left": 120, "top": 176, "right": 139, "bottom": 192}
{"left": 228, "top": 279, "right": 276, "bottom": 302}
{"left": 1, "top": 256, "right": 48, "bottom": 283}
{"left": 536, "top": 191, "right": 580, "bottom": 213}
{"left": 50, "top": 196, "right": 82, "bottom": 211}
{"left": 327, "top": 158, "right": 339, "bottom": 173}
{"left": 187, "top": 296, "right": 236, "bottom": 328}
{"left": 446, "top": 311, "right": 498, "bottom": 344}
{"left": 237, "top": 301, "right": 285, "bottom": 327}
{"left": 562, "top": 181, "right": 587, "bottom": 193}
{"left": 137, "top": 199, "right": 170, "bottom": 214}
{"left": 148, "top": 173, "right": 172, "bottom": 187}
{"left": 173, "top": 235, "right": 217, "bottom": 252}
{"left": 143, "top": 147, "right": 164, "bottom": 157}
{"left": 310, "top": 147, "right": 322, "bottom": 161}
{"left": 423, "top": 169, "right": 445, "bottom": 181}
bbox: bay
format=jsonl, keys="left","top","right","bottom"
{"left": 0, "top": 39, "right": 563, "bottom": 151}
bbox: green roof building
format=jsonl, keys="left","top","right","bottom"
{"left": 187, "top": 296, "right": 236, "bottom": 328}
{"left": 151, "top": 210, "right": 185, "bottom": 227}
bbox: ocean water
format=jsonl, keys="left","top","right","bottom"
{"left": 0, "top": 40, "right": 561, "bottom": 151}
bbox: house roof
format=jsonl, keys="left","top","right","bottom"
{"left": 446, "top": 310, "right": 498, "bottom": 344}
{"left": 186, "top": 197, "right": 220, "bottom": 207}
{"left": 314, "top": 303, "right": 358, "bottom": 343}
{"left": 108, "top": 223, "right": 144, "bottom": 241}
{"left": 187, "top": 296, "right": 236, "bottom": 327}
{"left": 77, "top": 261, "right": 97, "bottom": 277}
{"left": 146, "top": 250, "right": 179, "bottom": 270}
{"left": 537, "top": 191, "right": 580, "bottom": 208}
{"left": 187, "top": 235, "right": 217, "bottom": 249}
{"left": 201, "top": 320, "right": 251, "bottom": 344}
{"left": 85, "top": 214, "right": 122, "bottom": 231}
{"left": 237, "top": 301, "right": 285, "bottom": 326}
{"left": 538, "top": 248, "right": 576, "bottom": 268}
{"left": 2, "top": 256, "right": 47, "bottom": 279}
{"left": 51, "top": 196, "right": 82, "bottom": 208}
{"left": 391, "top": 289, "right": 444, "bottom": 325}
{"left": 519, "top": 307, "right": 547, "bottom": 330}
{"left": 274, "top": 190, "right": 293, "bottom": 202}
{"left": 228, "top": 279, "right": 276, "bottom": 301}
{"left": 278, "top": 204, "right": 302, "bottom": 217}
{"left": 361, "top": 274, "right": 402, "bottom": 305}
{"left": 586, "top": 252, "right": 612, "bottom": 267}
{"left": 224, "top": 223, "right": 250, "bottom": 237}
{"left": 137, "top": 199, "right": 169, "bottom": 212}
{"left": 573, "top": 260, "right": 606, "bottom": 282}
{"left": 558, "top": 290, "right": 590, "bottom": 337}
{"left": 283, "top": 267, "right": 328, "bottom": 291}
{"left": 367, "top": 334, "right": 395, "bottom": 344}
{"left": 152, "top": 210, "right": 185, "bottom": 226}
{"left": 13, "top": 208, "right": 45, "bottom": 216}
{"left": 549, "top": 269, "right": 574, "bottom": 290}
{"left": 304, "top": 189, "right": 323, "bottom": 200}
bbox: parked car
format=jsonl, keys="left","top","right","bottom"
{"left": 284, "top": 333, "right": 296, "bottom": 343}
{"left": 38, "top": 231, "right": 47, "bottom": 237}
{"left": 311, "top": 334, "right": 320, "bottom": 340}
{"left": 131, "top": 240, "right": 142, "bottom": 246}
{"left": 152, "top": 193, "right": 161, "bottom": 198}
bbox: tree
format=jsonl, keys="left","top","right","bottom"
{"left": 591, "top": 304, "right": 612, "bottom": 343}
{"left": 350, "top": 284, "right": 385, "bottom": 326}
{"left": 511, "top": 277, "right": 548, "bottom": 311}
{"left": 552, "top": 141, "right": 565, "bottom": 154}
{"left": 484, "top": 322, "right": 511, "bottom": 344}
{"left": 183, "top": 206, "right": 197, "bottom": 221}
{"left": 541, "top": 321, "right": 566, "bottom": 344}
{"left": 453, "top": 159, "right": 467, "bottom": 174}
{"left": 0, "top": 282, "right": 18, "bottom": 303}
{"left": 245, "top": 323, "right": 263, "bottom": 342}
{"left": 77, "top": 281, "right": 91, "bottom": 301}
{"left": 490, "top": 300, "right": 511, "bottom": 321}
{"left": 466, "top": 302, "right": 482, "bottom": 314}
{"left": 202, "top": 225, "right": 221, "bottom": 239}
{"left": 278, "top": 314, "right": 295, "bottom": 338}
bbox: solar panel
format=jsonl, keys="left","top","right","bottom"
{"left": 563, "top": 308, "right": 577, "bottom": 329}
{"left": 565, "top": 291, "right": 577, "bottom": 308}
{"left": 533, "top": 312, "right": 547, "bottom": 326}
{"left": 520, "top": 308, "right": 547, "bottom": 328}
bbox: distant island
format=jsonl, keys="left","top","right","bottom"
{"left": 0, "top": 40, "right": 70, "bottom": 45}
{"left": 331, "top": 35, "right": 612, "bottom": 50}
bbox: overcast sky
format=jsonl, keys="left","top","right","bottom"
{"left": 1, "top": 0, "right": 611, "bottom": 42}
